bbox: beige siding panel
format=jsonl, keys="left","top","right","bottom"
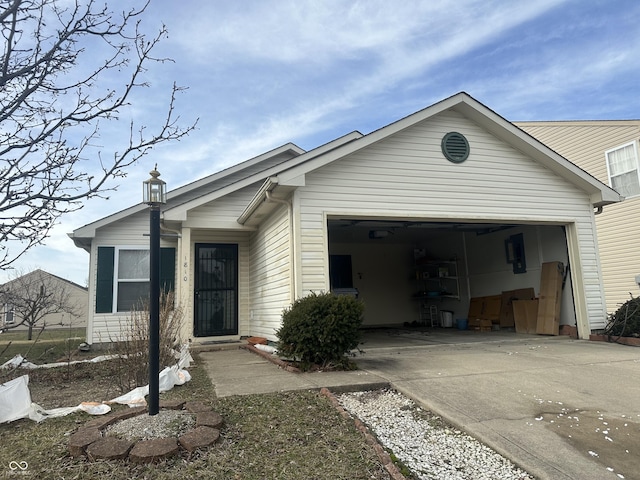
{"left": 297, "top": 111, "right": 606, "bottom": 329}
{"left": 249, "top": 204, "right": 291, "bottom": 340}
{"left": 595, "top": 196, "right": 640, "bottom": 313}
{"left": 518, "top": 122, "right": 640, "bottom": 185}
{"left": 518, "top": 121, "right": 640, "bottom": 314}
{"left": 186, "top": 186, "right": 259, "bottom": 227}
{"left": 94, "top": 210, "right": 151, "bottom": 246}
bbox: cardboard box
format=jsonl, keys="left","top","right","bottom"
{"left": 483, "top": 295, "right": 502, "bottom": 323}
{"left": 513, "top": 299, "right": 539, "bottom": 334}
{"left": 536, "top": 262, "right": 564, "bottom": 335}
{"left": 499, "top": 288, "right": 536, "bottom": 327}
{"left": 467, "top": 297, "right": 483, "bottom": 321}
{"left": 468, "top": 318, "right": 492, "bottom": 330}
{"left": 467, "top": 296, "right": 502, "bottom": 322}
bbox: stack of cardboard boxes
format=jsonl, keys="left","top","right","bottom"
{"left": 466, "top": 262, "right": 564, "bottom": 335}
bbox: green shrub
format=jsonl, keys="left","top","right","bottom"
{"left": 605, "top": 295, "right": 640, "bottom": 338}
{"left": 276, "top": 292, "right": 364, "bottom": 370}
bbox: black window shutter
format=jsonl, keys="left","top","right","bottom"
{"left": 160, "top": 247, "right": 176, "bottom": 293}
{"left": 96, "top": 247, "right": 115, "bottom": 313}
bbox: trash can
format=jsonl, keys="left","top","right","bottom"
{"left": 441, "top": 310, "right": 453, "bottom": 328}
{"left": 456, "top": 318, "right": 468, "bottom": 330}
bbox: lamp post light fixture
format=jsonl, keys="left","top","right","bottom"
{"left": 143, "top": 165, "right": 166, "bottom": 416}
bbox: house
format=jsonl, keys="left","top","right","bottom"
{"left": 0, "top": 269, "right": 88, "bottom": 331}
{"left": 70, "top": 92, "right": 622, "bottom": 345}
{"left": 516, "top": 120, "right": 640, "bottom": 315}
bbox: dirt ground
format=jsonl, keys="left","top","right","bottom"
{"left": 3, "top": 361, "right": 123, "bottom": 409}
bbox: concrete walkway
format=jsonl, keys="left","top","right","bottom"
{"left": 198, "top": 330, "right": 640, "bottom": 480}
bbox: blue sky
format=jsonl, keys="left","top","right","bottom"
{"left": 2, "top": 0, "right": 639, "bottom": 286}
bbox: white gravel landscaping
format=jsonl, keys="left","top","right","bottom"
{"left": 338, "top": 389, "right": 534, "bottom": 480}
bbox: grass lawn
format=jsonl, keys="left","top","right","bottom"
{"left": 0, "top": 327, "right": 86, "bottom": 365}
{"left": 0, "top": 349, "right": 391, "bottom": 480}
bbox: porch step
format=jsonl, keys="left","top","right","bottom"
{"left": 190, "top": 339, "right": 248, "bottom": 353}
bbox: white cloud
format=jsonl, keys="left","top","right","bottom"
{"left": 4, "top": 0, "right": 640, "bottom": 285}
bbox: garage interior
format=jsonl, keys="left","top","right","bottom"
{"left": 327, "top": 217, "right": 575, "bottom": 334}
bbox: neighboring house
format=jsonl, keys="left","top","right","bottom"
{"left": 516, "top": 121, "right": 640, "bottom": 315}
{"left": 70, "top": 92, "right": 622, "bottom": 344}
{"left": 0, "top": 269, "right": 88, "bottom": 331}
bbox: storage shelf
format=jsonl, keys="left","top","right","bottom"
{"left": 413, "top": 258, "right": 460, "bottom": 324}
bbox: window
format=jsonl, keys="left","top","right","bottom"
{"left": 116, "top": 249, "right": 150, "bottom": 312}
{"left": 606, "top": 141, "right": 640, "bottom": 198}
{"left": 3, "top": 304, "right": 15, "bottom": 325}
{"left": 95, "top": 246, "right": 175, "bottom": 314}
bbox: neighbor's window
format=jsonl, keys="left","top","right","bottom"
{"left": 606, "top": 141, "right": 640, "bottom": 198}
{"left": 3, "top": 304, "right": 15, "bottom": 325}
{"left": 116, "top": 248, "right": 149, "bottom": 312}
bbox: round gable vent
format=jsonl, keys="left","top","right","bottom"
{"left": 441, "top": 132, "right": 470, "bottom": 163}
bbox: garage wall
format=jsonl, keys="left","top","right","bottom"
{"left": 329, "top": 241, "right": 416, "bottom": 326}
{"left": 465, "top": 225, "right": 576, "bottom": 326}
{"left": 296, "top": 109, "right": 605, "bottom": 331}
{"left": 330, "top": 230, "right": 468, "bottom": 327}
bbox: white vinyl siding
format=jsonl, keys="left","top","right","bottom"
{"left": 88, "top": 210, "right": 153, "bottom": 343}
{"left": 185, "top": 186, "right": 260, "bottom": 229}
{"left": 605, "top": 141, "right": 640, "bottom": 198}
{"left": 249, "top": 203, "right": 291, "bottom": 340}
{"left": 296, "top": 111, "right": 606, "bottom": 329}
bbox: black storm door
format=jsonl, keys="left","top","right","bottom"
{"left": 194, "top": 243, "right": 238, "bottom": 337}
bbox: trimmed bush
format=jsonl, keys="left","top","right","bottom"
{"left": 605, "top": 295, "right": 640, "bottom": 338}
{"left": 276, "top": 292, "right": 364, "bottom": 370}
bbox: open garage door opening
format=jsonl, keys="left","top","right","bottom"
{"left": 327, "top": 217, "right": 576, "bottom": 336}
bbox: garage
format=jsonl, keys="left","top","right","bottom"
{"left": 328, "top": 218, "right": 573, "bottom": 334}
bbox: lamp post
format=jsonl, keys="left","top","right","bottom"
{"left": 143, "top": 165, "right": 166, "bottom": 416}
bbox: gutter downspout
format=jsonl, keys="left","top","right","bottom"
{"left": 265, "top": 190, "right": 296, "bottom": 304}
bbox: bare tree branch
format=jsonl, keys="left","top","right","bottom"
{"left": 0, "top": 268, "right": 82, "bottom": 340}
{"left": 0, "top": 0, "right": 197, "bottom": 269}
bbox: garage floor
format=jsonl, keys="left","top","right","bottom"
{"left": 357, "top": 326, "right": 538, "bottom": 349}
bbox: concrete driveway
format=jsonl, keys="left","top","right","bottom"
{"left": 354, "top": 329, "right": 640, "bottom": 480}
{"left": 199, "top": 329, "right": 640, "bottom": 480}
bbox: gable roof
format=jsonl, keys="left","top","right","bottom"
{"left": 69, "top": 142, "right": 305, "bottom": 250}
{"left": 238, "top": 92, "right": 622, "bottom": 225}
{"left": 0, "top": 269, "right": 87, "bottom": 292}
{"left": 272, "top": 92, "right": 621, "bottom": 205}
{"left": 163, "top": 131, "right": 363, "bottom": 222}
{"left": 70, "top": 92, "right": 622, "bottom": 247}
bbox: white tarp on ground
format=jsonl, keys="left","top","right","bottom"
{"left": 1, "top": 354, "right": 119, "bottom": 370}
{"left": 0, "top": 345, "right": 194, "bottom": 423}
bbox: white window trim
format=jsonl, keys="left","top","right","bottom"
{"left": 605, "top": 140, "right": 640, "bottom": 199}
{"left": 113, "top": 246, "right": 150, "bottom": 313}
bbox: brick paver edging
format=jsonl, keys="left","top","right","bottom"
{"left": 67, "top": 400, "right": 222, "bottom": 463}
{"left": 319, "top": 388, "right": 408, "bottom": 480}
{"left": 241, "top": 343, "right": 302, "bottom": 372}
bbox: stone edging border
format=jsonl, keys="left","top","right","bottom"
{"left": 241, "top": 343, "right": 302, "bottom": 372}
{"left": 319, "top": 387, "right": 407, "bottom": 480}
{"left": 589, "top": 334, "right": 640, "bottom": 346}
{"left": 67, "top": 400, "right": 222, "bottom": 463}
{"left": 241, "top": 344, "right": 407, "bottom": 478}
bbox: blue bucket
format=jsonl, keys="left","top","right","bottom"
{"left": 456, "top": 318, "right": 468, "bottom": 330}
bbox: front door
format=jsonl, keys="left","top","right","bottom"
{"left": 194, "top": 243, "right": 238, "bottom": 337}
